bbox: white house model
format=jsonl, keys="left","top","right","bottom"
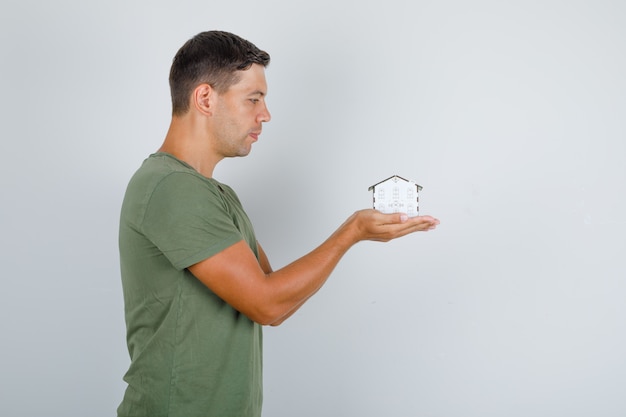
{"left": 368, "top": 175, "right": 423, "bottom": 217}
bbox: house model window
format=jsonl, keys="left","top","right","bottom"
{"left": 368, "top": 175, "right": 423, "bottom": 217}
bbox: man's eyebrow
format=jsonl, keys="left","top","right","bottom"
{"left": 249, "top": 90, "right": 266, "bottom": 97}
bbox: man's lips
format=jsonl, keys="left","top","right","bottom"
{"left": 249, "top": 132, "right": 260, "bottom": 140}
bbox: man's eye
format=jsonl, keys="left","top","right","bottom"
{"left": 250, "top": 99, "right": 259, "bottom": 104}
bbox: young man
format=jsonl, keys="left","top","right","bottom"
{"left": 118, "top": 30, "right": 439, "bottom": 417}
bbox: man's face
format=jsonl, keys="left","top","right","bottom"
{"left": 211, "top": 64, "right": 271, "bottom": 158}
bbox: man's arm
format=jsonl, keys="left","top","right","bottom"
{"left": 188, "top": 209, "right": 439, "bottom": 326}
{"left": 257, "top": 242, "right": 302, "bottom": 325}
{"left": 256, "top": 243, "right": 273, "bottom": 274}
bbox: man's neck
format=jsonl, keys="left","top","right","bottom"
{"left": 158, "top": 115, "right": 222, "bottom": 178}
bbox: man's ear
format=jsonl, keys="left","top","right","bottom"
{"left": 192, "top": 83, "right": 214, "bottom": 115}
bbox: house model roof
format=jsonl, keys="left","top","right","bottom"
{"left": 368, "top": 175, "right": 422, "bottom": 217}
{"left": 368, "top": 175, "right": 422, "bottom": 192}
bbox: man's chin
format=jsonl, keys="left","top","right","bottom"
{"left": 232, "top": 147, "right": 252, "bottom": 158}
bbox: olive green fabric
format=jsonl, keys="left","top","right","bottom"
{"left": 118, "top": 153, "right": 262, "bottom": 417}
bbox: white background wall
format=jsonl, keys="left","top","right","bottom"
{"left": 2, "top": 1, "right": 625, "bottom": 416}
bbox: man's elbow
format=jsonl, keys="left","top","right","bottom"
{"left": 268, "top": 317, "right": 287, "bottom": 326}
{"left": 245, "top": 305, "right": 287, "bottom": 326}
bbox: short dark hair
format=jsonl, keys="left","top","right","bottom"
{"left": 169, "top": 31, "right": 271, "bottom": 116}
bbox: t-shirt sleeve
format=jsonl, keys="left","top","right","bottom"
{"left": 141, "top": 172, "right": 243, "bottom": 270}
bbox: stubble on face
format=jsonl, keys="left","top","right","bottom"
{"left": 210, "top": 65, "right": 269, "bottom": 159}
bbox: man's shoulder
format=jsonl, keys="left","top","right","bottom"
{"left": 134, "top": 152, "right": 196, "bottom": 179}
{"left": 121, "top": 154, "right": 217, "bottom": 222}
{"left": 127, "top": 153, "right": 212, "bottom": 194}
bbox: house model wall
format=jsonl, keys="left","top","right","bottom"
{"left": 368, "top": 175, "right": 423, "bottom": 217}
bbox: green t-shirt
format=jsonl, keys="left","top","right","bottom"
{"left": 118, "top": 153, "right": 263, "bottom": 417}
